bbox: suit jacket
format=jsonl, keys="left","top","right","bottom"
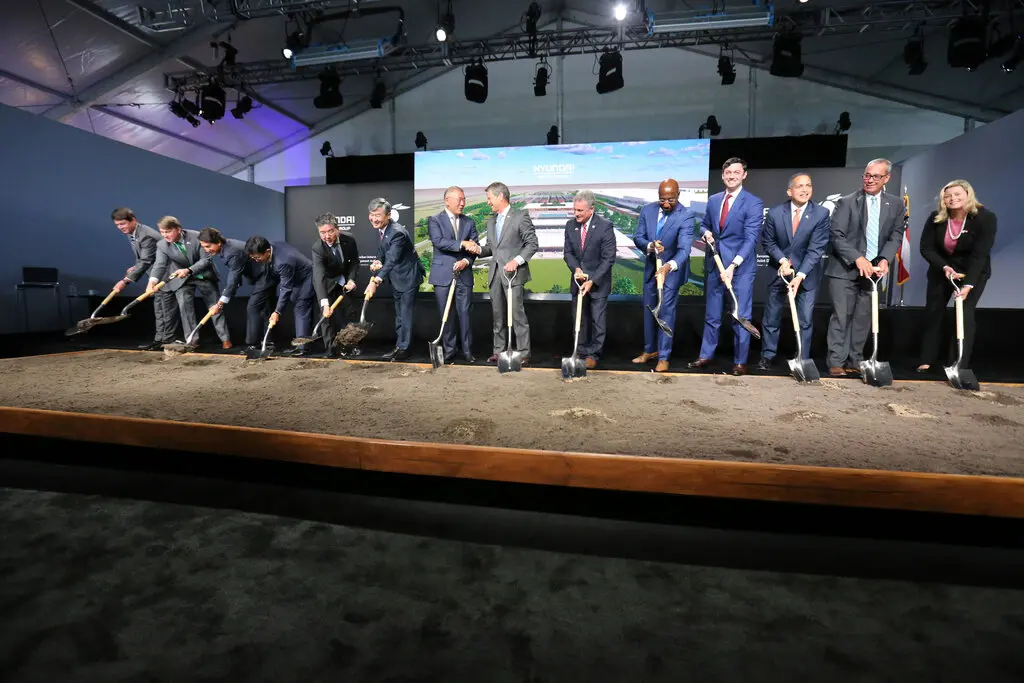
{"left": 267, "top": 240, "right": 314, "bottom": 314}
{"left": 703, "top": 189, "right": 764, "bottom": 272}
{"left": 376, "top": 222, "right": 425, "bottom": 293}
{"left": 218, "top": 237, "right": 267, "bottom": 301}
{"left": 312, "top": 233, "right": 359, "bottom": 301}
{"left": 761, "top": 201, "right": 832, "bottom": 290}
{"left": 150, "top": 229, "right": 217, "bottom": 282}
{"left": 919, "top": 207, "right": 997, "bottom": 288}
{"left": 125, "top": 223, "right": 159, "bottom": 283}
{"left": 632, "top": 202, "right": 697, "bottom": 286}
{"left": 563, "top": 215, "right": 617, "bottom": 297}
{"left": 427, "top": 211, "right": 478, "bottom": 287}
{"left": 825, "top": 189, "right": 905, "bottom": 279}
{"left": 479, "top": 208, "right": 538, "bottom": 287}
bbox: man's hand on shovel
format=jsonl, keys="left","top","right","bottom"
{"left": 656, "top": 262, "right": 671, "bottom": 288}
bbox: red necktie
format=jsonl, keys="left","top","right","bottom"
{"left": 581, "top": 222, "right": 588, "bottom": 249}
{"left": 719, "top": 194, "right": 731, "bottom": 230}
{"left": 792, "top": 208, "right": 800, "bottom": 235}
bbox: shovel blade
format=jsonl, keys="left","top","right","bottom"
{"left": 944, "top": 365, "right": 980, "bottom": 391}
{"left": 787, "top": 358, "right": 820, "bottom": 383}
{"left": 560, "top": 356, "right": 586, "bottom": 379}
{"left": 655, "top": 317, "right": 674, "bottom": 338}
{"left": 428, "top": 341, "right": 445, "bottom": 369}
{"left": 859, "top": 360, "right": 893, "bottom": 387}
{"left": 735, "top": 314, "right": 761, "bottom": 340}
{"left": 498, "top": 350, "right": 522, "bottom": 373}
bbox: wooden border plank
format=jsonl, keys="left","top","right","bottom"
{"left": 2, "top": 406, "right": 1023, "bottom": 518}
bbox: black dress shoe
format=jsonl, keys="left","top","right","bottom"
{"left": 138, "top": 341, "right": 162, "bottom": 351}
{"left": 688, "top": 358, "right": 712, "bottom": 369}
{"left": 282, "top": 346, "right": 310, "bottom": 357}
{"left": 380, "top": 347, "right": 400, "bottom": 361}
{"left": 393, "top": 348, "right": 411, "bottom": 361}
{"left": 756, "top": 357, "right": 774, "bottom": 372}
{"left": 463, "top": 353, "right": 476, "bottom": 364}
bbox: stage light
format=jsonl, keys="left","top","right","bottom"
{"left": 770, "top": 33, "right": 804, "bottom": 78}
{"left": 595, "top": 50, "right": 623, "bottom": 94}
{"left": 717, "top": 54, "right": 736, "bottom": 85}
{"left": 230, "top": 95, "right": 252, "bottom": 119}
{"left": 320, "top": 142, "right": 334, "bottom": 157}
{"left": 613, "top": 3, "right": 627, "bottom": 21}
{"left": 546, "top": 125, "right": 559, "bottom": 145}
{"left": 947, "top": 16, "right": 987, "bottom": 70}
{"left": 465, "top": 60, "right": 488, "bottom": 103}
{"left": 370, "top": 79, "right": 386, "bottom": 108}
{"left": 436, "top": 11, "right": 454, "bottom": 42}
{"left": 1002, "top": 34, "right": 1023, "bottom": 72}
{"left": 199, "top": 82, "right": 226, "bottom": 122}
{"left": 290, "top": 38, "right": 395, "bottom": 68}
{"left": 646, "top": 8, "right": 774, "bottom": 35}
{"left": 217, "top": 41, "right": 238, "bottom": 67}
{"left": 534, "top": 61, "right": 549, "bottom": 96}
{"left": 903, "top": 35, "right": 927, "bottom": 75}
{"left": 313, "top": 70, "right": 343, "bottom": 109}
{"left": 282, "top": 31, "right": 303, "bottom": 60}
{"left": 525, "top": 2, "right": 541, "bottom": 34}
{"left": 415, "top": 131, "right": 428, "bottom": 150}
{"left": 834, "top": 111, "right": 851, "bottom": 134}
{"left": 698, "top": 115, "right": 721, "bottom": 138}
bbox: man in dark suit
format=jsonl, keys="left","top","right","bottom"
{"left": 563, "top": 190, "right": 617, "bottom": 370}
{"left": 824, "top": 158, "right": 906, "bottom": 377}
{"left": 366, "top": 198, "right": 425, "bottom": 361}
{"left": 691, "top": 157, "right": 765, "bottom": 376}
{"left": 312, "top": 213, "right": 360, "bottom": 357}
{"left": 110, "top": 207, "right": 176, "bottom": 351}
{"left": 198, "top": 227, "right": 274, "bottom": 351}
{"left": 631, "top": 178, "right": 697, "bottom": 373}
{"left": 476, "top": 182, "right": 538, "bottom": 364}
{"left": 149, "top": 216, "right": 231, "bottom": 349}
{"left": 245, "top": 235, "right": 317, "bottom": 356}
{"left": 758, "top": 173, "right": 832, "bottom": 371}
{"left": 427, "top": 186, "right": 478, "bottom": 363}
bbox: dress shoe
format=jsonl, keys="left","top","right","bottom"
{"left": 655, "top": 360, "right": 670, "bottom": 372}
{"left": 382, "top": 347, "right": 410, "bottom": 362}
{"left": 828, "top": 366, "right": 847, "bottom": 377}
{"left": 632, "top": 351, "right": 658, "bottom": 364}
{"left": 732, "top": 364, "right": 748, "bottom": 376}
{"left": 487, "top": 354, "right": 498, "bottom": 363}
{"left": 282, "top": 345, "right": 310, "bottom": 357}
{"left": 519, "top": 356, "right": 530, "bottom": 366}
{"left": 844, "top": 366, "right": 861, "bottom": 376}
{"left": 444, "top": 354, "right": 457, "bottom": 365}
{"left": 325, "top": 347, "right": 341, "bottom": 359}
{"left": 916, "top": 364, "right": 931, "bottom": 373}
{"left": 687, "top": 357, "right": 712, "bottom": 369}
{"left": 222, "top": 340, "right": 233, "bottom": 350}
{"left": 463, "top": 353, "right": 476, "bottom": 364}
{"left": 756, "top": 357, "right": 774, "bottom": 372}
{"left": 138, "top": 341, "right": 162, "bottom": 351}
{"left": 585, "top": 357, "right": 598, "bottom": 369}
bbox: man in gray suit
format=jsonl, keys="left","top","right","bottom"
{"left": 148, "top": 216, "right": 232, "bottom": 349}
{"left": 824, "top": 158, "right": 906, "bottom": 377}
{"left": 110, "top": 207, "right": 177, "bottom": 351}
{"left": 475, "top": 181, "right": 538, "bottom": 364}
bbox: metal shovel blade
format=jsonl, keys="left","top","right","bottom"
{"left": 65, "top": 315, "right": 127, "bottom": 336}
{"left": 859, "top": 359, "right": 893, "bottom": 387}
{"left": 734, "top": 312, "right": 761, "bottom": 340}
{"left": 788, "top": 357, "right": 820, "bottom": 383}
{"left": 945, "top": 364, "right": 980, "bottom": 391}
{"left": 428, "top": 337, "right": 445, "bottom": 369}
{"left": 245, "top": 345, "right": 275, "bottom": 361}
{"left": 560, "top": 354, "right": 586, "bottom": 380}
{"left": 498, "top": 347, "right": 522, "bottom": 373}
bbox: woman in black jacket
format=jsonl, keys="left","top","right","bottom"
{"left": 916, "top": 179, "right": 997, "bottom": 372}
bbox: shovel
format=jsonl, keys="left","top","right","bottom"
{"left": 704, "top": 237, "right": 760, "bottom": 339}
{"left": 859, "top": 272, "right": 893, "bottom": 387}
{"left": 65, "top": 287, "right": 120, "bottom": 336}
{"left": 246, "top": 315, "right": 277, "bottom": 361}
{"left": 163, "top": 306, "right": 218, "bottom": 356}
{"left": 646, "top": 250, "right": 673, "bottom": 338}
{"left": 781, "top": 274, "right": 819, "bottom": 383}
{"left": 561, "top": 278, "right": 587, "bottom": 379}
{"left": 72, "top": 278, "right": 175, "bottom": 334}
{"left": 497, "top": 270, "right": 523, "bottom": 373}
{"left": 335, "top": 288, "right": 375, "bottom": 350}
{"left": 944, "top": 272, "right": 980, "bottom": 391}
{"left": 294, "top": 292, "right": 346, "bottom": 348}
{"left": 428, "top": 272, "right": 459, "bottom": 369}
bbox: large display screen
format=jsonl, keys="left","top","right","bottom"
{"left": 414, "top": 139, "right": 711, "bottom": 296}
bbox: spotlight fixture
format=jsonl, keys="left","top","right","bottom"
{"left": 947, "top": 16, "right": 987, "bottom": 70}
{"left": 903, "top": 33, "right": 927, "bottom": 75}
{"left": 546, "top": 125, "right": 559, "bottom": 145}
{"left": 525, "top": 2, "right": 542, "bottom": 34}
{"left": 370, "top": 79, "right": 386, "bottom": 108}
{"left": 698, "top": 115, "right": 721, "bottom": 138}
{"left": 613, "top": 3, "right": 628, "bottom": 22}
{"left": 464, "top": 60, "right": 488, "bottom": 104}
{"left": 415, "top": 131, "right": 428, "bottom": 150}
{"left": 320, "top": 141, "right": 334, "bottom": 158}
{"left": 230, "top": 95, "right": 252, "bottom": 119}
{"left": 169, "top": 99, "right": 200, "bottom": 128}
{"left": 282, "top": 30, "right": 303, "bottom": 60}
{"left": 834, "top": 111, "right": 851, "bottom": 134}
{"left": 717, "top": 50, "right": 736, "bottom": 85}
{"left": 199, "top": 82, "right": 226, "bottom": 123}
{"left": 313, "top": 69, "right": 343, "bottom": 109}
{"left": 436, "top": 2, "right": 454, "bottom": 42}
{"left": 595, "top": 50, "right": 624, "bottom": 94}
{"left": 534, "top": 60, "right": 549, "bottom": 96}
{"left": 770, "top": 33, "right": 804, "bottom": 78}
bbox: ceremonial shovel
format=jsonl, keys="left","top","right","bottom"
{"left": 780, "top": 273, "right": 819, "bottom": 383}
{"left": 859, "top": 272, "right": 893, "bottom": 387}
{"left": 293, "top": 292, "right": 346, "bottom": 348}
{"left": 646, "top": 249, "right": 673, "bottom": 338}
{"left": 944, "top": 272, "right": 980, "bottom": 391}
{"left": 497, "top": 271, "right": 523, "bottom": 374}
{"left": 560, "top": 278, "right": 587, "bottom": 379}
{"left": 65, "top": 287, "right": 120, "bottom": 336}
{"left": 246, "top": 316, "right": 277, "bottom": 361}
{"left": 162, "top": 307, "right": 218, "bottom": 356}
{"left": 428, "top": 271, "right": 458, "bottom": 369}
{"left": 704, "top": 237, "right": 760, "bottom": 339}
{"left": 335, "top": 288, "right": 375, "bottom": 350}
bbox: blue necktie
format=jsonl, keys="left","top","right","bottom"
{"left": 495, "top": 212, "right": 505, "bottom": 243}
{"left": 865, "top": 195, "right": 879, "bottom": 261}
{"left": 655, "top": 211, "right": 667, "bottom": 238}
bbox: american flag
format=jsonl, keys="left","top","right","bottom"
{"left": 896, "top": 187, "right": 911, "bottom": 285}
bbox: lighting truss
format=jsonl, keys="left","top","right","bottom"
{"left": 138, "top": 0, "right": 390, "bottom": 29}
{"left": 645, "top": 7, "right": 774, "bottom": 35}
{"left": 163, "top": 0, "right": 1024, "bottom": 89}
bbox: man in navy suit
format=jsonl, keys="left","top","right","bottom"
{"left": 427, "top": 186, "right": 478, "bottom": 363}
{"left": 563, "top": 190, "right": 617, "bottom": 369}
{"left": 245, "top": 235, "right": 316, "bottom": 356}
{"left": 631, "top": 178, "right": 697, "bottom": 373}
{"left": 366, "top": 197, "right": 425, "bottom": 361}
{"left": 199, "top": 227, "right": 273, "bottom": 351}
{"left": 757, "top": 173, "right": 831, "bottom": 371}
{"left": 689, "top": 157, "right": 764, "bottom": 376}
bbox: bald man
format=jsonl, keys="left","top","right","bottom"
{"left": 631, "top": 179, "right": 698, "bottom": 372}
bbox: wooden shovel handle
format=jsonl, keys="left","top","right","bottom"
{"left": 787, "top": 286, "right": 800, "bottom": 334}
{"left": 955, "top": 296, "right": 965, "bottom": 340}
{"left": 328, "top": 293, "right": 345, "bottom": 315}
{"left": 99, "top": 289, "right": 118, "bottom": 307}
{"left": 134, "top": 279, "right": 168, "bottom": 302}
{"left": 871, "top": 288, "right": 879, "bottom": 334}
{"left": 197, "top": 307, "right": 217, "bottom": 327}
{"left": 440, "top": 279, "right": 457, "bottom": 325}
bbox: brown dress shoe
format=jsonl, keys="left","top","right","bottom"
{"left": 222, "top": 340, "right": 233, "bottom": 350}
{"left": 585, "top": 357, "right": 597, "bottom": 369}
{"left": 828, "top": 366, "right": 846, "bottom": 377}
{"left": 632, "top": 351, "right": 658, "bottom": 364}
{"left": 845, "top": 366, "right": 861, "bottom": 376}
{"left": 687, "top": 358, "right": 712, "bottom": 369}
{"left": 655, "top": 360, "right": 670, "bottom": 372}
{"left": 487, "top": 354, "right": 498, "bottom": 363}
{"left": 732, "top": 364, "right": 747, "bottom": 376}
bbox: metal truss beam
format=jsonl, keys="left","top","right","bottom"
{"left": 0, "top": 68, "right": 71, "bottom": 101}
{"left": 135, "top": 0, "right": 390, "bottom": 28}
{"left": 93, "top": 105, "right": 246, "bottom": 161}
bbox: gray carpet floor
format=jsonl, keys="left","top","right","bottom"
{"left": 2, "top": 486, "right": 1024, "bottom": 683}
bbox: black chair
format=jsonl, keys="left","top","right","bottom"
{"left": 16, "top": 267, "right": 61, "bottom": 332}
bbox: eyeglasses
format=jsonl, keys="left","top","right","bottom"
{"left": 862, "top": 173, "right": 888, "bottom": 181}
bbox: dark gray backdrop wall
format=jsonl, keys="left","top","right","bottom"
{"left": 284, "top": 182, "right": 416, "bottom": 296}
{"left": 899, "top": 108, "right": 1023, "bottom": 309}
{"left": 0, "top": 103, "right": 286, "bottom": 335}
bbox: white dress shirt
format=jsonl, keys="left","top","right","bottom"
{"left": 495, "top": 206, "right": 526, "bottom": 266}
{"left": 647, "top": 208, "right": 680, "bottom": 272}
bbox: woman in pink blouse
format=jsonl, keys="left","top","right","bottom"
{"left": 917, "top": 179, "right": 997, "bottom": 372}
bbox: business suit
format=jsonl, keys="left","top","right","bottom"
{"left": 312, "top": 233, "right": 359, "bottom": 350}
{"left": 824, "top": 190, "right": 905, "bottom": 369}
{"left": 699, "top": 188, "right": 764, "bottom": 364}
{"left": 918, "top": 207, "right": 997, "bottom": 369}
{"left": 376, "top": 222, "right": 425, "bottom": 351}
{"left": 428, "top": 210, "right": 478, "bottom": 359}
{"left": 479, "top": 208, "right": 538, "bottom": 358}
{"left": 760, "top": 201, "right": 831, "bottom": 361}
{"left": 564, "top": 214, "right": 617, "bottom": 362}
{"left": 125, "top": 223, "right": 176, "bottom": 344}
{"left": 151, "top": 229, "right": 230, "bottom": 344}
{"left": 266, "top": 240, "right": 316, "bottom": 338}
{"left": 631, "top": 203, "right": 696, "bottom": 360}
{"left": 217, "top": 237, "right": 273, "bottom": 346}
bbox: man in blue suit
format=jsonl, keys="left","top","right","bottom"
{"left": 427, "top": 186, "right": 478, "bottom": 364}
{"left": 757, "top": 173, "right": 831, "bottom": 372}
{"left": 689, "top": 157, "right": 764, "bottom": 376}
{"left": 199, "top": 227, "right": 273, "bottom": 352}
{"left": 563, "top": 189, "right": 617, "bottom": 369}
{"left": 631, "top": 178, "right": 697, "bottom": 373}
{"left": 367, "top": 197, "right": 425, "bottom": 361}
{"left": 245, "top": 235, "right": 316, "bottom": 356}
